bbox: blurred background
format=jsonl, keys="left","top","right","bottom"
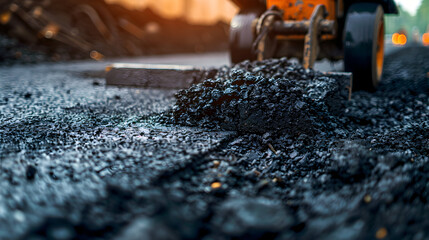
{"left": 105, "top": 0, "right": 237, "bottom": 24}
{"left": 386, "top": 0, "right": 429, "bottom": 47}
{"left": 0, "top": 0, "right": 427, "bottom": 64}
{"left": 0, "top": 0, "right": 239, "bottom": 63}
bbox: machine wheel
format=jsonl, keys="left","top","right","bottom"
{"left": 344, "top": 3, "right": 384, "bottom": 91}
{"left": 229, "top": 11, "right": 260, "bottom": 64}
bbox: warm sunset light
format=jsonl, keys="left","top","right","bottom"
{"left": 1, "top": 0, "right": 429, "bottom": 238}
{"left": 105, "top": 0, "right": 238, "bottom": 24}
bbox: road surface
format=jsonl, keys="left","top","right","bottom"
{"left": 0, "top": 45, "right": 428, "bottom": 240}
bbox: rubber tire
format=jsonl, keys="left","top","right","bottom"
{"left": 344, "top": 3, "right": 385, "bottom": 91}
{"left": 229, "top": 11, "right": 259, "bottom": 64}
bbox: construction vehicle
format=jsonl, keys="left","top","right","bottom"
{"left": 229, "top": 0, "right": 398, "bottom": 91}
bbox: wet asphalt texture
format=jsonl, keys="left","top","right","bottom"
{"left": 0, "top": 46, "right": 428, "bottom": 240}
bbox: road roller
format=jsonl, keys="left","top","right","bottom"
{"left": 229, "top": 0, "right": 398, "bottom": 91}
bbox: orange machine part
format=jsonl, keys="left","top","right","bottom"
{"left": 267, "top": 0, "right": 336, "bottom": 20}
{"left": 267, "top": 0, "right": 336, "bottom": 40}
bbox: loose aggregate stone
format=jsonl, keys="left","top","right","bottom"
{"left": 166, "top": 46, "right": 429, "bottom": 239}
{"left": 173, "top": 57, "right": 347, "bottom": 134}
{"left": 0, "top": 46, "right": 428, "bottom": 240}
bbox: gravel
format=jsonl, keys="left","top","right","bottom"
{"left": 173, "top": 57, "right": 349, "bottom": 134}
{"left": 0, "top": 46, "right": 428, "bottom": 240}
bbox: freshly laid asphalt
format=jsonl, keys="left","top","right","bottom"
{"left": 0, "top": 46, "right": 428, "bottom": 240}
{"left": 0, "top": 56, "right": 235, "bottom": 238}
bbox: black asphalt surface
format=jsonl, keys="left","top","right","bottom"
{"left": 0, "top": 46, "right": 428, "bottom": 240}
{"left": 0, "top": 60, "right": 233, "bottom": 239}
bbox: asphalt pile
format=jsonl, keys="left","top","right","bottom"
{"left": 169, "top": 47, "right": 429, "bottom": 239}
{"left": 0, "top": 46, "right": 428, "bottom": 240}
{"left": 173, "top": 58, "right": 347, "bottom": 134}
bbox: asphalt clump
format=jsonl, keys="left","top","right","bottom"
{"left": 173, "top": 57, "right": 347, "bottom": 134}
{"left": 169, "top": 47, "right": 429, "bottom": 239}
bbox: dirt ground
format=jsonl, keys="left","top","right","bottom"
{"left": 0, "top": 46, "right": 428, "bottom": 240}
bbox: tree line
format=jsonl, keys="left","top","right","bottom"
{"left": 385, "top": 0, "right": 429, "bottom": 35}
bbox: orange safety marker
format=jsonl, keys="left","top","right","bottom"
{"left": 422, "top": 33, "right": 429, "bottom": 46}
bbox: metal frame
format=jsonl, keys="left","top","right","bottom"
{"left": 232, "top": 0, "right": 398, "bottom": 68}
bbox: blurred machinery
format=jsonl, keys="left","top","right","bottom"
{"left": 229, "top": 0, "right": 398, "bottom": 91}
{"left": 0, "top": 0, "right": 138, "bottom": 57}
{"left": 0, "top": 0, "right": 229, "bottom": 59}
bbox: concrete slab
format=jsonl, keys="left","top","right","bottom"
{"left": 105, "top": 63, "right": 204, "bottom": 89}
